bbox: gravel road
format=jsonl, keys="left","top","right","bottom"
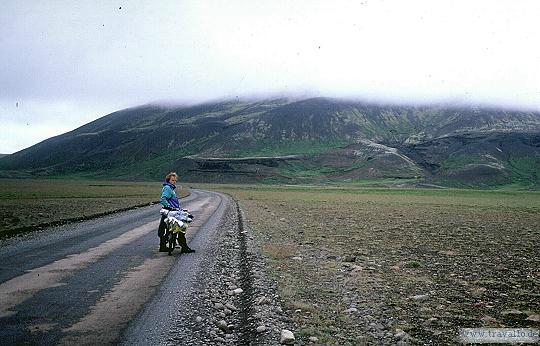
{"left": 122, "top": 195, "right": 289, "bottom": 345}
{"left": 0, "top": 189, "right": 289, "bottom": 345}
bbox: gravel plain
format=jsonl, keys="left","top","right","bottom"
{"left": 208, "top": 186, "right": 540, "bottom": 345}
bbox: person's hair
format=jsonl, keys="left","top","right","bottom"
{"left": 165, "top": 172, "right": 178, "bottom": 182}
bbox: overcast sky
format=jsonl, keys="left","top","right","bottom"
{"left": 1, "top": 0, "right": 539, "bottom": 153}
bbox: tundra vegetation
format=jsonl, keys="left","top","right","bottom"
{"left": 0, "top": 179, "right": 188, "bottom": 238}
{"left": 202, "top": 183, "right": 540, "bottom": 344}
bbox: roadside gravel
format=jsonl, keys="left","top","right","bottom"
{"left": 176, "top": 200, "right": 291, "bottom": 345}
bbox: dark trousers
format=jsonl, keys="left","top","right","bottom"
{"left": 158, "top": 215, "right": 167, "bottom": 240}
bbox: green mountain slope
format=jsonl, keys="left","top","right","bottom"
{"left": 1, "top": 97, "right": 539, "bottom": 188}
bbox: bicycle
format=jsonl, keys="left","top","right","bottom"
{"left": 160, "top": 208, "right": 194, "bottom": 256}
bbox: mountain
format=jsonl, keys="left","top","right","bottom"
{"left": 1, "top": 97, "right": 539, "bottom": 188}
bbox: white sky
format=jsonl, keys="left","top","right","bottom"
{"left": 1, "top": 0, "right": 539, "bottom": 153}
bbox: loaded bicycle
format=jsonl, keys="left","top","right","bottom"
{"left": 160, "top": 208, "right": 195, "bottom": 256}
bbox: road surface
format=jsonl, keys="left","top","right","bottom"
{"left": 0, "top": 189, "right": 229, "bottom": 345}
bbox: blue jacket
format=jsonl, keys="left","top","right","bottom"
{"left": 160, "top": 182, "right": 180, "bottom": 209}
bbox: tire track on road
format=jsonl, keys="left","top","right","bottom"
{"left": 59, "top": 256, "right": 175, "bottom": 345}
{"left": 0, "top": 221, "right": 158, "bottom": 318}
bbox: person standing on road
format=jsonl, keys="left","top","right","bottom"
{"left": 158, "top": 172, "right": 195, "bottom": 253}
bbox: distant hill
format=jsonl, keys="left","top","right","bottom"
{"left": 0, "top": 97, "right": 539, "bottom": 189}
{"left": 0, "top": 154, "right": 8, "bottom": 159}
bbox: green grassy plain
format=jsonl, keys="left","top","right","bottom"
{"left": 200, "top": 183, "right": 540, "bottom": 344}
{"left": 0, "top": 179, "right": 188, "bottom": 237}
